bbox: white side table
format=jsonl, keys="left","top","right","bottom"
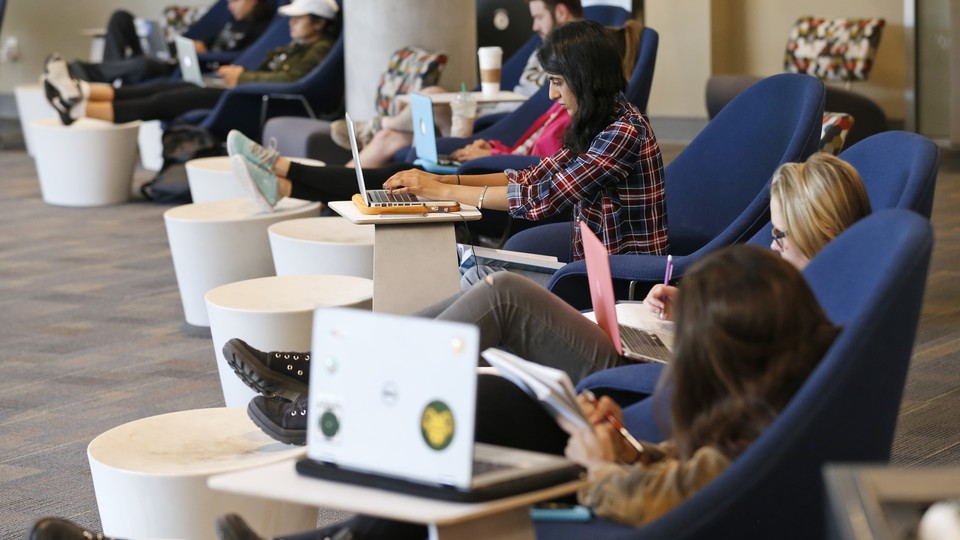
{"left": 205, "top": 274, "right": 373, "bottom": 407}
{"left": 164, "top": 197, "right": 321, "bottom": 326}
{"left": 269, "top": 217, "right": 375, "bottom": 278}
{"left": 31, "top": 118, "right": 142, "bottom": 206}
{"left": 88, "top": 408, "right": 317, "bottom": 540}
{"left": 185, "top": 156, "right": 325, "bottom": 204}
{"left": 210, "top": 459, "right": 586, "bottom": 540}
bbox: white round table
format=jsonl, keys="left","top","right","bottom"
{"left": 87, "top": 407, "right": 317, "bottom": 540}
{"left": 164, "top": 197, "right": 322, "bottom": 326}
{"left": 205, "top": 274, "right": 373, "bottom": 406}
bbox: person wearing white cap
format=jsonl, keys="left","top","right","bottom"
{"left": 41, "top": 0, "right": 340, "bottom": 126}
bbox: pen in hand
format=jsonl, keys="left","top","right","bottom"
{"left": 581, "top": 390, "right": 645, "bottom": 456}
{"left": 660, "top": 255, "right": 673, "bottom": 320}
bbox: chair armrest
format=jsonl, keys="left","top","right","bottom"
{"left": 457, "top": 155, "right": 539, "bottom": 174}
{"left": 472, "top": 112, "right": 510, "bottom": 132}
{"left": 575, "top": 362, "right": 665, "bottom": 401}
{"left": 502, "top": 222, "right": 572, "bottom": 260}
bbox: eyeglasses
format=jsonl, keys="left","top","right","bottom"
{"left": 771, "top": 227, "right": 787, "bottom": 249}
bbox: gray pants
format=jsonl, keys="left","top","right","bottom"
{"left": 417, "top": 271, "right": 627, "bottom": 382}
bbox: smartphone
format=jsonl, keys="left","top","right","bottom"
{"left": 425, "top": 200, "right": 461, "bottom": 213}
{"left": 530, "top": 503, "right": 592, "bottom": 522}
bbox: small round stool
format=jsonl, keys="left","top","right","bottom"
{"left": 31, "top": 118, "right": 142, "bottom": 207}
{"left": 14, "top": 83, "right": 57, "bottom": 157}
{"left": 269, "top": 217, "right": 375, "bottom": 278}
{"left": 205, "top": 274, "right": 373, "bottom": 406}
{"left": 186, "top": 156, "right": 325, "bottom": 204}
{"left": 87, "top": 407, "right": 317, "bottom": 540}
{"left": 164, "top": 198, "right": 322, "bottom": 327}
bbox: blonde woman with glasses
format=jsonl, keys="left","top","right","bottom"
{"left": 646, "top": 152, "right": 872, "bottom": 320}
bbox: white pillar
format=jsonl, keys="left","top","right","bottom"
{"left": 343, "top": 0, "right": 477, "bottom": 120}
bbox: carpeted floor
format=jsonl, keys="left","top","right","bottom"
{"left": 0, "top": 135, "right": 957, "bottom": 539}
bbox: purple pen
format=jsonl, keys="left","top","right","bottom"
{"left": 660, "top": 255, "right": 673, "bottom": 319}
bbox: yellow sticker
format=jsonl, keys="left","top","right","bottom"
{"left": 420, "top": 401, "right": 455, "bottom": 450}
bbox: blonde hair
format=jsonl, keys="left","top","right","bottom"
{"left": 770, "top": 152, "right": 872, "bottom": 260}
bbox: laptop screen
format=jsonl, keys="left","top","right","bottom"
{"left": 344, "top": 112, "right": 372, "bottom": 206}
{"left": 580, "top": 221, "right": 625, "bottom": 356}
{"left": 305, "top": 308, "right": 480, "bottom": 489}
{"left": 410, "top": 93, "right": 440, "bottom": 163}
{"left": 174, "top": 35, "right": 203, "bottom": 86}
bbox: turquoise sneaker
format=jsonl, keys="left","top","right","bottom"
{"left": 230, "top": 155, "right": 280, "bottom": 212}
{"left": 226, "top": 129, "right": 279, "bottom": 172}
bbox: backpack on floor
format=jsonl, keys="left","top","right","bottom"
{"left": 140, "top": 124, "right": 225, "bottom": 204}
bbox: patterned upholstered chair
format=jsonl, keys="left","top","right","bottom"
{"left": 261, "top": 46, "right": 447, "bottom": 163}
{"left": 783, "top": 16, "right": 886, "bottom": 87}
{"left": 707, "top": 16, "right": 887, "bottom": 149}
{"left": 819, "top": 112, "right": 854, "bottom": 155}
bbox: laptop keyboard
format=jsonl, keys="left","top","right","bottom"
{"left": 473, "top": 458, "right": 515, "bottom": 476}
{"left": 620, "top": 325, "right": 669, "bottom": 361}
{"left": 369, "top": 189, "right": 420, "bottom": 205}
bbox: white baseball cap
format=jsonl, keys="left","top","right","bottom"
{"left": 278, "top": 0, "right": 339, "bottom": 19}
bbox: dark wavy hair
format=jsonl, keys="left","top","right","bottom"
{"left": 537, "top": 19, "right": 626, "bottom": 154}
{"left": 662, "top": 245, "right": 839, "bottom": 461}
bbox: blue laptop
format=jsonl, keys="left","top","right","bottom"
{"left": 410, "top": 93, "right": 461, "bottom": 174}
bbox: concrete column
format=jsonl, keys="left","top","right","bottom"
{"left": 343, "top": 0, "right": 477, "bottom": 120}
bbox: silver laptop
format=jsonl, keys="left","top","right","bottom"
{"left": 410, "top": 93, "right": 460, "bottom": 174}
{"left": 135, "top": 18, "right": 170, "bottom": 61}
{"left": 345, "top": 111, "right": 436, "bottom": 207}
{"left": 582, "top": 221, "right": 673, "bottom": 363}
{"left": 174, "top": 35, "right": 231, "bottom": 88}
{"left": 295, "top": 308, "right": 583, "bottom": 502}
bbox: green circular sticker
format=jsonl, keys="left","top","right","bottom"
{"left": 319, "top": 409, "right": 340, "bottom": 438}
{"left": 420, "top": 401, "right": 455, "bottom": 450}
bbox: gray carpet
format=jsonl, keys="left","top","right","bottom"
{"left": 0, "top": 137, "right": 958, "bottom": 539}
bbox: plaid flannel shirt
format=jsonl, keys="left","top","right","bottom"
{"left": 506, "top": 95, "right": 668, "bottom": 260}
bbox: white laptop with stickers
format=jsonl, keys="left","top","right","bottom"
{"left": 295, "top": 308, "right": 582, "bottom": 502}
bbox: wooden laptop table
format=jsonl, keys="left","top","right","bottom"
{"left": 209, "top": 459, "right": 586, "bottom": 540}
{"left": 328, "top": 200, "right": 481, "bottom": 314}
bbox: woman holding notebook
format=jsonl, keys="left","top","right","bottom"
{"left": 200, "top": 246, "right": 837, "bottom": 539}
{"left": 40, "top": 0, "right": 338, "bottom": 126}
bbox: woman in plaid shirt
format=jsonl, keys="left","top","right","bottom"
{"left": 384, "top": 20, "right": 668, "bottom": 260}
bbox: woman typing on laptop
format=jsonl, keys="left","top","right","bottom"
{"left": 40, "top": 0, "right": 339, "bottom": 126}
{"left": 384, "top": 20, "right": 668, "bottom": 262}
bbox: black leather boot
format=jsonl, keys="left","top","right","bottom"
{"left": 29, "top": 518, "right": 122, "bottom": 540}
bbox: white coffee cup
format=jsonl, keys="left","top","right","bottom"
{"left": 477, "top": 46, "right": 503, "bottom": 98}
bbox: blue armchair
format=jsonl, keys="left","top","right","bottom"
{"left": 580, "top": 130, "right": 940, "bottom": 411}
{"left": 538, "top": 208, "right": 934, "bottom": 539}
{"left": 506, "top": 73, "right": 825, "bottom": 309}
{"left": 184, "top": 32, "right": 344, "bottom": 141}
